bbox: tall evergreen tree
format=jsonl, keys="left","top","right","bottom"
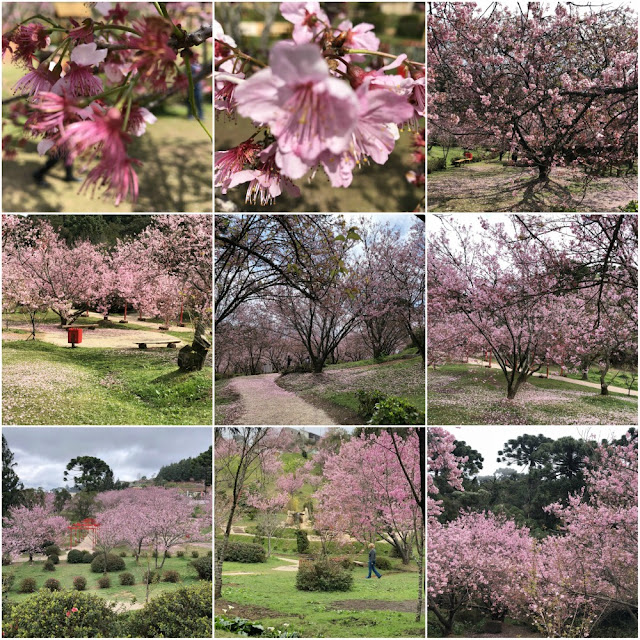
{"left": 2, "top": 435, "right": 23, "bottom": 517}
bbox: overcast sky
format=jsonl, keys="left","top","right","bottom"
{"left": 3, "top": 427, "right": 212, "bottom": 490}
{"left": 444, "top": 426, "right": 633, "bottom": 476}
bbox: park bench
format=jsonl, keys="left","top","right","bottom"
{"left": 453, "top": 157, "right": 472, "bottom": 167}
{"left": 134, "top": 340, "right": 181, "bottom": 349}
{"left": 62, "top": 325, "right": 98, "bottom": 330}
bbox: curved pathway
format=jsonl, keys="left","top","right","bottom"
{"left": 467, "top": 359, "right": 637, "bottom": 397}
{"left": 227, "top": 373, "right": 336, "bottom": 425}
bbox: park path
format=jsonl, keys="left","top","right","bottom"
{"left": 467, "top": 359, "right": 637, "bottom": 396}
{"left": 222, "top": 555, "right": 299, "bottom": 576}
{"left": 227, "top": 373, "right": 336, "bottom": 425}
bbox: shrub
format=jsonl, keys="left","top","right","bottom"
{"left": 191, "top": 550, "right": 200, "bottom": 558}
{"left": 2, "top": 572, "right": 16, "bottom": 594}
{"left": 335, "top": 556, "right": 354, "bottom": 571}
{"left": 1, "top": 590, "right": 118, "bottom": 638}
{"left": 119, "top": 572, "right": 135, "bottom": 586}
{"left": 296, "top": 559, "right": 353, "bottom": 592}
{"left": 67, "top": 549, "right": 84, "bottom": 564}
{"left": 356, "top": 389, "right": 388, "bottom": 420}
{"left": 152, "top": 550, "right": 158, "bottom": 558}
{"left": 143, "top": 570, "right": 158, "bottom": 584}
{"left": 162, "top": 570, "right": 180, "bottom": 583}
{"left": 427, "top": 155, "right": 446, "bottom": 173}
{"left": 73, "top": 576, "right": 87, "bottom": 591}
{"left": 369, "top": 397, "right": 425, "bottom": 425}
{"left": 207, "top": 550, "right": 212, "bottom": 557}
{"left": 389, "top": 544, "right": 403, "bottom": 558}
{"left": 296, "top": 529, "right": 310, "bottom": 554}
{"left": 43, "top": 560, "right": 56, "bottom": 571}
{"left": 375, "top": 556, "right": 392, "bottom": 570}
{"left": 2, "top": 552, "right": 12, "bottom": 566}
{"left": 81, "top": 551, "right": 95, "bottom": 563}
{"left": 91, "top": 552, "right": 126, "bottom": 573}
{"left": 44, "top": 544, "right": 61, "bottom": 556}
{"left": 223, "top": 541, "right": 266, "bottom": 563}
{"left": 44, "top": 578, "right": 61, "bottom": 591}
{"left": 164, "top": 550, "right": 171, "bottom": 558}
{"left": 97, "top": 575, "right": 111, "bottom": 589}
{"left": 119, "top": 551, "right": 127, "bottom": 557}
{"left": 127, "top": 583, "right": 212, "bottom": 638}
{"left": 18, "top": 577, "right": 37, "bottom": 593}
{"left": 177, "top": 550, "right": 185, "bottom": 558}
{"left": 621, "top": 199, "right": 638, "bottom": 212}
{"left": 48, "top": 554, "right": 59, "bottom": 565}
{"left": 192, "top": 556, "right": 212, "bottom": 581}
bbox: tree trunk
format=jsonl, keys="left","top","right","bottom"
{"left": 214, "top": 533, "right": 231, "bottom": 598}
{"left": 581, "top": 371, "right": 589, "bottom": 381}
{"left": 415, "top": 547, "right": 424, "bottom": 623}
{"left": 601, "top": 385, "right": 609, "bottom": 396}
{"left": 506, "top": 384, "right": 518, "bottom": 399}
{"left": 267, "top": 535, "right": 271, "bottom": 558}
{"left": 537, "top": 164, "right": 551, "bottom": 181}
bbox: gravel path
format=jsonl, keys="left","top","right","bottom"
{"left": 227, "top": 373, "right": 336, "bottom": 425}
{"left": 468, "top": 359, "right": 637, "bottom": 396}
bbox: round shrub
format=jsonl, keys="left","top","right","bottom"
{"left": 73, "top": 576, "right": 87, "bottom": 591}
{"left": 81, "top": 551, "right": 95, "bottom": 563}
{"left": 119, "top": 572, "right": 135, "bottom": 586}
{"left": 191, "top": 550, "right": 199, "bottom": 558}
{"left": 126, "top": 583, "right": 212, "bottom": 638}
{"left": 176, "top": 550, "right": 185, "bottom": 558}
{"left": 207, "top": 550, "right": 212, "bottom": 557}
{"left": 375, "top": 556, "right": 392, "bottom": 570}
{"left": 2, "top": 572, "right": 16, "bottom": 594}
{"left": 67, "top": 549, "right": 84, "bottom": 564}
{"left": 44, "top": 578, "right": 61, "bottom": 591}
{"left": 119, "top": 551, "right": 127, "bottom": 557}
{"left": 97, "top": 575, "right": 111, "bottom": 589}
{"left": 162, "top": 570, "right": 180, "bottom": 583}
{"left": 43, "top": 560, "right": 56, "bottom": 572}
{"left": 223, "top": 541, "right": 266, "bottom": 563}
{"left": 369, "top": 396, "right": 425, "bottom": 425}
{"left": 48, "top": 554, "right": 59, "bottom": 565}
{"left": 44, "top": 545, "right": 61, "bottom": 557}
{"left": 296, "top": 559, "right": 353, "bottom": 592}
{"left": 143, "top": 570, "right": 158, "bottom": 584}
{"left": 91, "top": 552, "right": 125, "bottom": 573}
{"left": 164, "top": 550, "right": 172, "bottom": 558}
{"left": 191, "top": 555, "right": 212, "bottom": 581}
{"left": 18, "top": 577, "right": 36, "bottom": 593}
{"left": 1, "top": 589, "right": 118, "bottom": 637}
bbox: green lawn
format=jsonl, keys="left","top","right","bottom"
{"left": 3, "top": 548, "right": 208, "bottom": 605}
{"left": 428, "top": 364, "right": 638, "bottom": 425}
{"left": 217, "top": 558, "right": 424, "bottom": 638}
{"left": 2, "top": 340, "right": 212, "bottom": 425}
{"left": 550, "top": 363, "right": 638, "bottom": 392}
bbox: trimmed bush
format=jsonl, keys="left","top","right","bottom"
{"left": 176, "top": 550, "right": 185, "bottom": 558}
{"left": 375, "top": 556, "right": 392, "bottom": 570}
{"left": 295, "top": 530, "right": 309, "bottom": 554}
{"left": 81, "top": 551, "right": 95, "bottom": 563}
{"left": 91, "top": 552, "right": 125, "bottom": 573}
{"left": 143, "top": 570, "right": 158, "bottom": 584}
{"left": 207, "top": 550, "right": 212, "bottom": 557}
{"left": 2, "top": 572, "right": 16, "bottom": 594}
{"left": 119, "top": 551, "right": 127, "bottom": 557}
{"left": 67, "top": 549, "right": 84, "bottom": 564}
{"left": 18, "top": 577, "right": 36, "bottom": 593}
{"left": 97, "top": 575, "right": 111, "bottom": 589}
{"left": 73, "top": 576, "right": 87, "bottom": 591}
{"left": 119, "top": 572, "right": 135, "bottom": 586}
{"left": 356, "top": 389, "right": 388, "bottom": 420}
{"left": 296, "top": 559, "right": 353, "bottom": 592}
{"left": 127, "top": 583, "right": 212, "bottom": 638}
{"left": 1, "top": 590, "right": 118, "bottom": 638}
{"left": 223, "top": 541, "right": 266, "bottom": 563}
{"left": 191, "top": 556, "right": 212, "bottom": 581}
{"left": 44, "top": 545, "right": 61, "bottom": 557}
{"left": 191, "top": 550, "right": 199, "bottom": 558}
{"left": 43, "top": 560, "right": 56, "bottom": 572}
{"left": 427, "top": 155, "right": 446, "bottom": 174}
{"left": 44, "top": 578, "right": 61, "bottom": 591}
{"left": 162, "top": 570, "right": 180, "bottom": 583}
{"left": 370, "top": 397, "right": 425, "bottom": 425}
{"left": 48, "top": 554, "right": 59, "bottom": 565}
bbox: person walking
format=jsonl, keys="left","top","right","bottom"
{"left": 366, "top": 542, "right": 382, "bottom": 579}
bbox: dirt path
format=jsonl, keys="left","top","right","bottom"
{"left": 227, "top": 373, "right": 336, "bottom": 425}
{"left": 468, "top": 359, "right": 637, "bottom": 396}
{"left": 428, "top": 162, "right": 637, "bottom": 212}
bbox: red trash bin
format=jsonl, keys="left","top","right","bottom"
{"left": 68, "top": 327, "right": 83, "bottom": 347}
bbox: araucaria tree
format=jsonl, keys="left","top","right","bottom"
{"left": 428, "top": 2, "right": 638, "bottom": 182}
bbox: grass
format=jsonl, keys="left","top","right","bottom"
{"left": 2, "top": 60, "right": 212, "bottom": 213}
{"left": 428, "top": 145, "right": 476, "bottom": 168}
{"left": 553, "top": 364, "right": 638, "bottom": 392}
{"left": 276, "top": 356, "right": 425, "bottom": 425}
{"left": 215, "top": 378, "right": 240, "bottom": 425}
{"left": 2, "top": 340, "right": 212, "bottom": 425}
{"left": 325, "top": 348, "right": 419, "bottom": 370}
{"left": 3, "top": 549, "right": 208, "bottom": 605}
{"left": 428, "top": 364, "right": 638, "bottom": 425}
{"left": 217, "top": 557, "right": 424, "bottom": 638}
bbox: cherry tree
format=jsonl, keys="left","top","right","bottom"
{"left": 246, "top": 493, "right": 287, "bottom": 559}
{"left": 428, "top": 2, "right": 638, "bottom": 182}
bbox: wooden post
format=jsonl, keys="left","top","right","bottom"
{"left": 546, "top": 365, "right": 549, "bottom": 379}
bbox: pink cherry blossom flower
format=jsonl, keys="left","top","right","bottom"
{"left": 215, "top": 138, "right": 262, "bottom": 193}
{"left": 227, "top": 143, "right": 301, "bottom": 205}
{"left": 234, "top": 41, "right": 359, "bottom": 178}
{"left": 215, "top": 61, "right": 245, "bottom": 117}
{"left": 336, "top": 20, "right": 380, "bottom": 62}
{"left": 66, "top": 18, "right": 95, "bottom": 44}
{"left": 9, "top": 23, "right": 50, "bottom": 67}
{"left": 12, "top": 64, "right": 58, "bottom": 97}
{"left": 71, "top": 607, "right": 78, "bottom": 613}
{"left": 279, "top": 2, "right": 329, "bottom": 44}
{"left": 29, "top": 91, "right": 94, "bottom": 137}
{"left": 126, "top": 106, "right": 157, "bottom": 137}
{"left": 51, "top": 43, "right": 107, "bottom": 96}
{"left": 214, "top": 19, "right": 237, "bottom": 61}
{"left": 80, "top": 154, "right": 141, "bottom": 206}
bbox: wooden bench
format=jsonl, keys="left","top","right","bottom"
{"left": 134, "top": 340, "right": 181, "bottom": 349}
{"left": 62, "top": 325, "right": 98, "bottom": 331}
{"left": 453, "top": 157, "right": 472, "bottom": 167}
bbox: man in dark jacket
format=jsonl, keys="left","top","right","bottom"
{"left": 366, "top": 542, "right": 382, "bottom": 579}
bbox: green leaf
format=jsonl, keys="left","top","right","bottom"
{"left": 334, "top": 234, "right": 346, "bottom": 242}
{"left": 346, "top": 230, "right": 362, "bottom": 241}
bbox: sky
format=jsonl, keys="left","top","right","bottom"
{"left": 446, "top": 426, "right": 633, "bottom": 476}
{"left": 343, "top": 214, "right": 419, "bottom": 239}
{"left": 3, "top": 427, "right": 212, "bottom": 490}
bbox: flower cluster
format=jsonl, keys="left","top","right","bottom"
{"left": 214, "top": 2, "right": 425, "bottom": 205}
